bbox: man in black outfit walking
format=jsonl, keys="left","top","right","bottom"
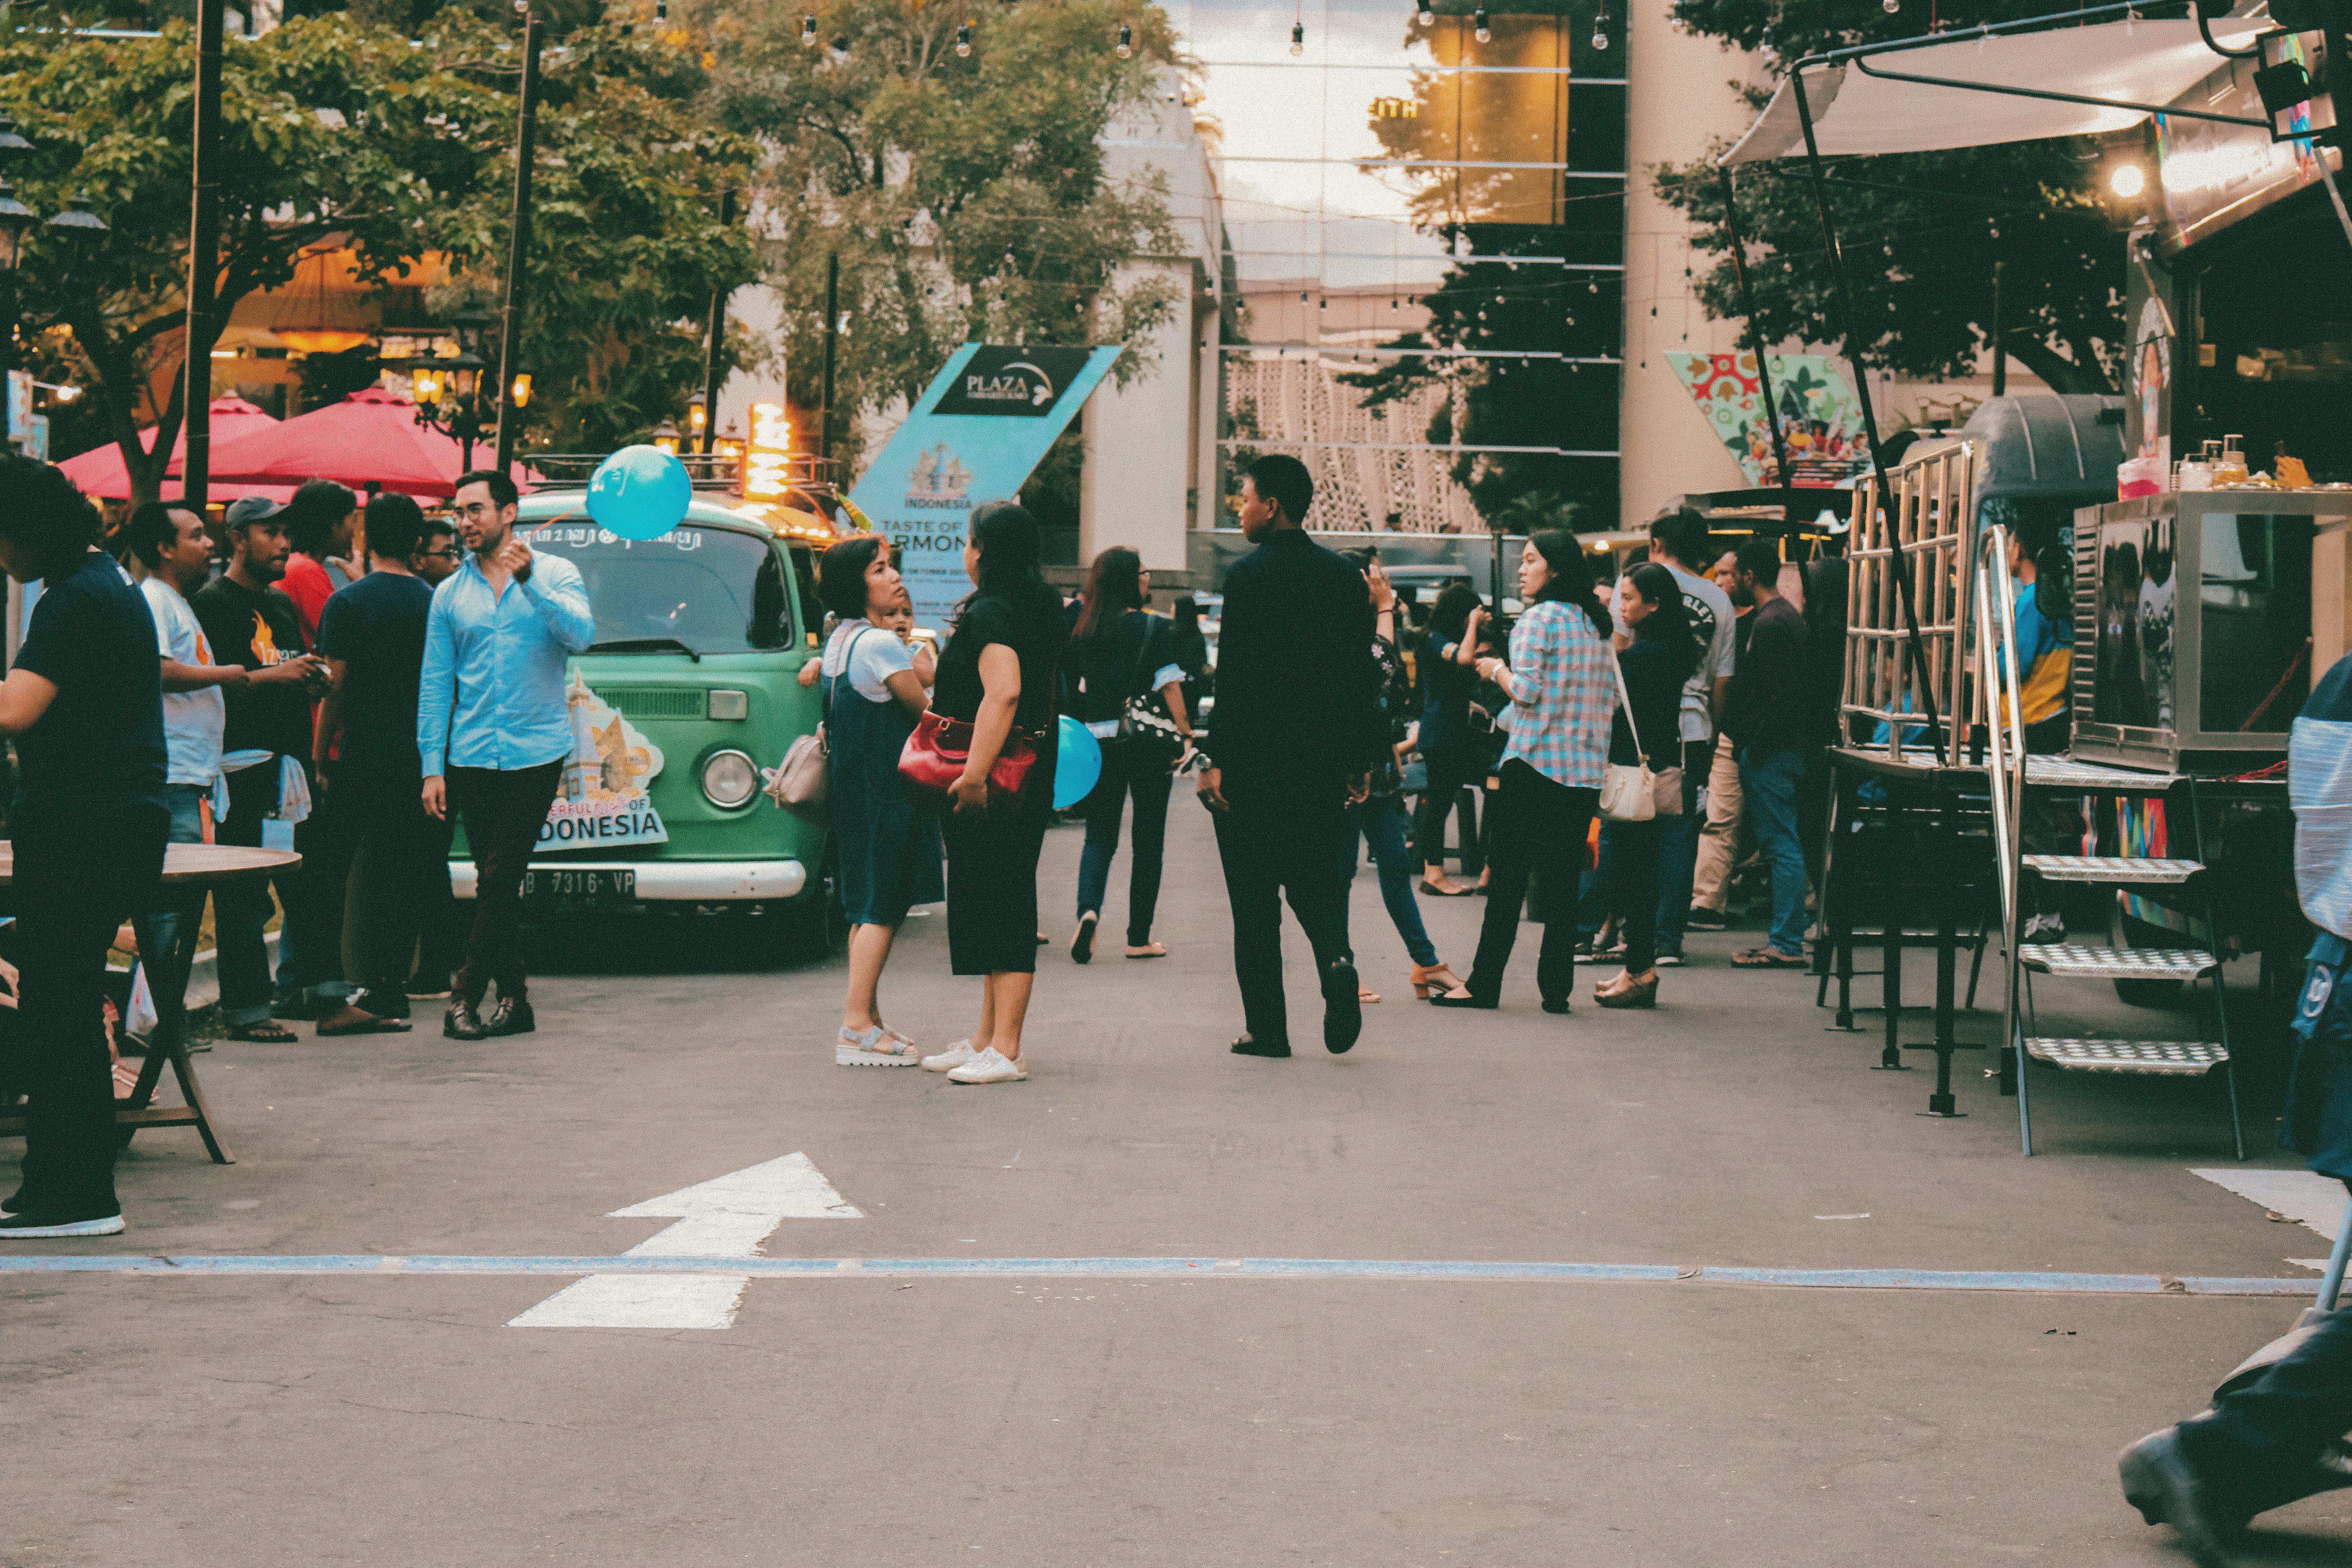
{"left": 1196, "top": 454, "right": 1382, "bottom": 1058}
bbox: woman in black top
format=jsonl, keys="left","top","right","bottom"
{"left": 1068, "top": 546, "right": 1195, "bottom": 963}
{"left": 0, "top": 457, "right": 169, "bottom": 1237}
{"left": 1414, "top": 583, "right": 1485, "bottom": 895}
{"left": 1595, "top": 562, "right": 1701, "bottom": 1010}
{"left": 1169, "top": 595, "right": 1210, "bottom": 733}
{"left": 923, "top": 501, "right": 1064, "bottom": 1086}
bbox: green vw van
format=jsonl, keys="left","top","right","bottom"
{"left": 446, "top": 490, "right": 837, "bottom": 955}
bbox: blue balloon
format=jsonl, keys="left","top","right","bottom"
{"left": 586, "top": 444, "right": 692, "bottom": 541}
{"left": 1053, "top": 715, "right": 1102, "bottom": 809}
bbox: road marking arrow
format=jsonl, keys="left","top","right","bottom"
{"left": 508, "top": 1153, "right": 860, "bottom": 1330}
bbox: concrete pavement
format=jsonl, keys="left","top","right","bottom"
{"left": 4, "top": 801, "right": 2346, "bottom": 1565}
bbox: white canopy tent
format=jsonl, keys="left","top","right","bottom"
{"left": 1718, "top": 15, "right": 2269, "bottom": 164}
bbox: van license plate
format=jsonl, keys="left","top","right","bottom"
{"left": 521, "top": 868, "right": 637, "bottom": 909}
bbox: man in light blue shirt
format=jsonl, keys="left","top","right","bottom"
{"left": 418, "top": 470, "right": 593, "bottom": 1040}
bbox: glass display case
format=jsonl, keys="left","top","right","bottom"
{"left": 2070, "top": 491, "right": 2350, "bottom": 773}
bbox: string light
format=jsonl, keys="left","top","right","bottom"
{"left": 1882, "top": 0, "right": 1900, "bottom": 10}
{"left": 955, "top": 19, "right": 972, "bottom": 55}
{"left": 1417, "top": 0, "right": 1430, "bottom": 15}
{"left": 1290, "top": 20, "right": 1304, "bottom": 53}
{"left": 800, "top": 14, "right": 816, "bottom": 45}
{"left": 1590, "top": 5, "right": 1610, "bottom": 49}
{"left": 1473, "top": 6, "right": 1490, "bottom": 42}
{"left": 1116, "top": 21, "right": 1132, "bottom": 55}
{"left": 654, "top": 0, "right": 666, "bottom": 20}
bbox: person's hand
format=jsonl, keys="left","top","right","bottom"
{"left": 1196, "top": 764, "right": 1230, "bottom": 813}
{"left": 216, "top": 663, "right": 250, "bottom": 689}
{"left": 798, "top": 659, "right": 821, "bottom": 689}
{"left": 1367, "top": 559, "right": 1396, "bottom": 613}
{"left": 949, "top": 770, "right": 991, "bottom": 815}
{"left": 1345, "top": 772, "right": 1370, "bottom": 805}
{"left": 249, "top": 654, "right": 313, "bottom": 686}
{"left": 491, "top": 534, "right": 534, "bottom": 582}
{"left": 1475, "top": 656, "right": 1504, "bottom": 684}
{"left": 1467, "top": 604, "right": 1486, "bottom": 627}
{"left": 422, "top": 775, "right": 447, "bottom": 820}
{"left": 313, "top": 758, "right": 333, "bottom": 794}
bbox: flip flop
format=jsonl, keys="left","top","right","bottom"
{"left": 1419, "top": 881, "right": 1475, "bottom": 897}
{"left": 316, "top": 1014, "right": 415, "bottom": 1037}
{"left": 1732, "top": 948, "right": 1808, "bottom": 968}
{"left": 227, "top": 1020, "right": 300, "bottom": 1044}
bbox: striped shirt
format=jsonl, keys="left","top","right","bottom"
{"left": 1499, "top": 599, "right": 1613, "bottom": 790}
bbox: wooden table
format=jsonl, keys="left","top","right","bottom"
{"left": 0, "top": 843, "right": 299, "bottom": 1165}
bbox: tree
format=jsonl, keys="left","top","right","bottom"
{"left": 697, "top": 0, "right": 1181, "bottom": 473}
{"left": 3, "top": 13, "right": 499, "bottom": 502}
{"left": 4, "top": 9, "right": 758, "bottom": 497}
{"left": 1654, "top": 0, "right": 2127, "bottom": 394}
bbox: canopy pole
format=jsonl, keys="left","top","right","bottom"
{"left": 1716, "top": 167, "right": 1794, "bottom": 491}
{"left": 1790, "top": 67, "right": 1945, "bottom": 760}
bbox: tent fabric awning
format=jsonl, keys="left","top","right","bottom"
{"left": 1718, "top": 17, "right": 2258, "bottom": 165}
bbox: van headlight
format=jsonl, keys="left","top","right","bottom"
{"left": 700, "top": 750, "right": 759, "bottom": 808}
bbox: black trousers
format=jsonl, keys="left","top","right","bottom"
{"left": 943, "top": 808, "right": 1046, "bottom": 976}
{"left": 1413, "top": 745, "right": 1480, "bottom": 869}
{"left": 13, "top": 806, "right": 167, "bottom": 1215}
{"left": 1466, "top": 760, "right": 1598, "bottom": 1006}
{"left": 307, "top": 764, "right": 452, "bottom": 991}
{"left": 1077, "top": 740, "right": 1174, "bottom": 946}
{"left": 1210, "top": 769, "right": 1353, "bottom": 1045}
{"left": 448, "top": 761, "right": 564, "bottom": 1006}
{"left": 2177, "top": 1232, "right": 2352, "bottom": 1512}
{"left": 1610, "top": 814, "right": 1665, "bottom": 973}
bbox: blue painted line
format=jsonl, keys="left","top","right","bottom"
{"left": 0, "top": 1254, "right": 2322, "bottom": 1297}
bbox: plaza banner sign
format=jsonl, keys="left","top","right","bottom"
{"left": 544, "top": 671, "right": 669, "bottom": 849}
{"left": 848, "top": 343, "right": 1122, "bottom": 630}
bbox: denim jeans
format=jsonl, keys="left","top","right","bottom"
{"left": 127, "top": 784, "right": 210, "bottom": 1039}
{"left": 1343, "top": 794, "right": 1439, "bottom": 967}
{"left": 1738, "top": 746, "right": 1809, "bottom": 956}
{"left": 215, "top": 763, "right": 289, "bottom": 1027}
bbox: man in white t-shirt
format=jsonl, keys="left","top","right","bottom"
{"left": 120, "top": 501, "right": 259, "bottom": 1009}
{"left": 1614, "top": 509, "right": 1735, "bottom": 966}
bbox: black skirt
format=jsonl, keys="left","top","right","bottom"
{"left": 943, "top": 808, "right": 1047, "bottom": 975}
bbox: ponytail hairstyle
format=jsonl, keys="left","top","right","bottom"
{"left": 1528, "top": 529, "right": 1611, "bottom": 641}
{"left": 1073, "top": 544, "right": 1144, "bottom": 647}
{"left": 1624, "top": 561, "right": 1700, "bottom": 684}
{"left": 958, "top": 499, "right": 1062, "bottom": 646}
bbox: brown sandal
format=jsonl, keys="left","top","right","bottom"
{"left": 227, "top": 1020, "right": 300, "bottom": 1043}
{"left": 1732, "top": 947, "right": 1807, "bottom": 968}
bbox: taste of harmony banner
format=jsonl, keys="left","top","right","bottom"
{"left": 1666, "top": 351, "right": 1873, "bottom": 488}
{"left": 846, "top": 343, "right": 1123, "bottom": 631}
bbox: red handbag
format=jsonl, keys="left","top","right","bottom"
{"left": 898, "top": 710, "right": 1039, "bottom": 814}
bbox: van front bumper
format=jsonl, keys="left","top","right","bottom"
{"left": 452, "top": 859, "right": 808, "bottom": 902}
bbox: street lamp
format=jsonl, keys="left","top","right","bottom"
{"left": 408, "top": 302, "right": 499, "bottom": 469}
{"left": 687, "top": 390, "right": 707, "bottom": 442}
{"left": 653, "top": 418, "right": 682, "bottom": 456}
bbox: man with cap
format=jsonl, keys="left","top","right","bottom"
{"left": 191, "top": 495, "right": 327, "bottom": 1042}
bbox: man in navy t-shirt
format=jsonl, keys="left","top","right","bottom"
{"left": 304, "top": 494, "right": 444, "bottom": 1027}
{"left": 0, "top": 456, "right": 167, "bottom": 1238}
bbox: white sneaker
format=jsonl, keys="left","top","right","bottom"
{"left": 837, "top": 1025, "right": 920, "bottom": 1067}
{"left": 946, "top": 1046, "right": 1027, "bottom": 1085}
{"left": 921, "top": 1039, "right": 977, "bottom": 1073}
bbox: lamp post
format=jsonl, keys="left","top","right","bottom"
{"left": 0, "top": 115, "right": 33, "bottom": 453}
{"left": 492, "top": 11, "right": 545, "bottom": 475}
{"left": 408, "top": 302, "right": 495, "bottom": 469}
{"left": 184, "top": 0, "right": 225, "bottom": 508}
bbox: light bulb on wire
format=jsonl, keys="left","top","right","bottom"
{"left": 1416, "top": 0, "right": 1430, "bottom": 16}
{"left": 800, "top": 13, "right": 817, "bottom": 45}
{"left": 955, "top": 19, "right": 971, "bottom": 55}
{"left": 1116, "top": 20, "right": 1132, "bottom": 55}
{"left": 1590, "top": 6, "right": 1609, "bottom": 49}
{"left": 654, "top": 0, "right": 666, "bottom": 20}
{"left": 1474, "top": 7, "right": 1490, "bottom": 42}
{"left": 1882, "top": 0, "right": 1899, "bottom": 10}
{"left": 1290, "top": 20, "right": 1304, "bottom": 53}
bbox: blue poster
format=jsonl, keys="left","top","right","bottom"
{"left": 847, "top": 343, "right": 1121, "bottom": 631}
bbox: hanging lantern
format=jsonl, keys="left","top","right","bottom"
{"left": 801, "top": 14, "right": 817, "bottom": 45}
{"left": 955, "top": 20, "right": 972, "bottom": 56}
{"left": 1290, "top": 20, "right": 1304, "bottom": 53}
{"left": 1116, "top": 21, "right": 1132, "bottom": 56}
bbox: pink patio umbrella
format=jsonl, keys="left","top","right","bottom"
{"left": 205, "top": 386, "right": 532, "bottom": 500}
{"left": 55, "top": 397, "right": 297, "bottom": 504}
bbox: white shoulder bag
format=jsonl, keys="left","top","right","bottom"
{"left": 1599, "top": 653, "right": 1673, "bottom": 823}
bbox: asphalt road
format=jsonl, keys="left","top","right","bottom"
{"left": 5, "top": 802, "right": 2346, "bottom": 1567}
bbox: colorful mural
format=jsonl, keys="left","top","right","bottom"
{"left": 1666, "top": 352, "right": 1874, "bottom": 487}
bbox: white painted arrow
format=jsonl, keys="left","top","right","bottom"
{"left": 508, "top": 1153, "right": 860, "bottom": 1331}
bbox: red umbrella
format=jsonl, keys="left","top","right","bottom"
{"left": 206, "top": 386, "right": 532, "bottom": 500}
{"left": 57, "top": 397, "right": 295, "bottom": 503}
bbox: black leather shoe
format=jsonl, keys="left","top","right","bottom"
{"left": 484, "top": 997, "right": 536, "bottom": 1037}
{"left": 1322, "top": 960, "right": 1362, "bottom": 1054}
{"left": 1429, "top": 990, "right": 1498, "bottom": 1009}
{"left": 1542, "top": 997, "right": 1571, "bottom": 1014}
{"left": 2119, "top": 1427, "right": 2239, "bottom": 1567}
{"left": 444, "top": 999, "right": 490, "bottom": 1041}
{"left": 1230, "top": 1034, "right": 1291, "bottom": 1058}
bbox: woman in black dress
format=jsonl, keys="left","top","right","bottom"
{"left": 919, "top": 501, "right": 1063, "bottom": 1086}
{"left": 1594, "top": 563, "right": 1701, "bottom": 1009}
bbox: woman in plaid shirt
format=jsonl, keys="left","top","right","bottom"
{"left": 1431, "top": 532, "right": 1614, "bottom": 1013}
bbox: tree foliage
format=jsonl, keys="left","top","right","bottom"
{"left": 1654, "top": 0, "right": 2127, "bottom": 393}
{"left": 1, "top": 8, "right": 755, "bottom": 499}
{"left": 697, "top": 0, "right": 1181, "bottom": 471}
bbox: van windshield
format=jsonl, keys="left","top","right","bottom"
{"left": 519, "top": 522, "right": 790, "bottom": 654}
